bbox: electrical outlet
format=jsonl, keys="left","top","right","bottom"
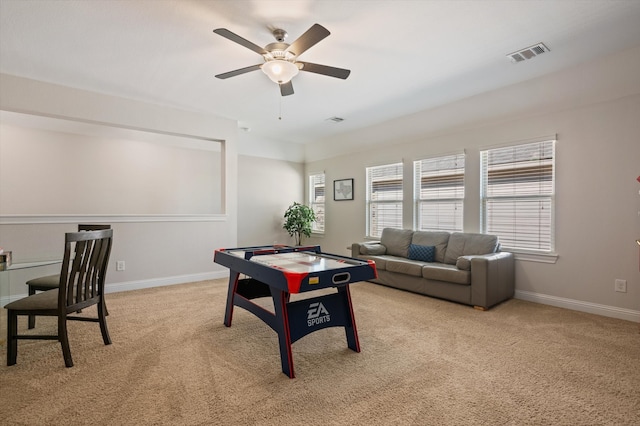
{"left": 614, "top": 279, "right": 627, "bottom": 293}
{"left": 116, "top": 260, "right": 125, "bottom": 271}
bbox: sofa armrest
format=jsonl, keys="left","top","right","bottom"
{"left": 351, "top": 241, "right": 384, "bottom": 257}
{"left": 469, "top": 252, "right": 515, "bottom": 309}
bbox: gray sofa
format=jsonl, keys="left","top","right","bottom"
{"left": 351, "top": 228, "right": 514, "bottom": 310}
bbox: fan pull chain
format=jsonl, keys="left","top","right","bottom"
{"left": 278, "top": 94, "right": 282, "bottom": 120}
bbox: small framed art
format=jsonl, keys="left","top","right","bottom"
{"left": 334, "top": 178, "right": 354, "bottom": 201}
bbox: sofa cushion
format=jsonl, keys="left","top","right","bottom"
{"left": 386, "top": 258, "right": 424, "bottom": 277}
{"left": 380, "top": 228, "right": 413, "bottom": 258}
{"left": 411, "top": 231, "right": 450, "bottom": 263}
{"left": 455, "top": 255, "right": 473, "bottom": 271}
{"left": 359, "top": 243, "right": 387, "bottom": 256}
{"left": 422, "top": 264, "right": 471, "bottom": 285}
{"left": 407, "top": 244, "right": 435, "bottom": 262}
{"left": 443, "top": 233, "right": 498, "bottom": 265}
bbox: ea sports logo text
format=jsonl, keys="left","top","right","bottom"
{"left": 307, "top": 302, "right": 330, "bottom": 327}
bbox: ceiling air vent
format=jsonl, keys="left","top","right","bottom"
{"left": 507, "top": 43, "right": 549, "bottom": 63}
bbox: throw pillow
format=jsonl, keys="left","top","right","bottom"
{"left": 407, "top": 244, "right": 435, "bottom": 262}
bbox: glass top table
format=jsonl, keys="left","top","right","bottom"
{"left": 1, "top": 260, "right": 62, "bottom": 347}
{"left": 1, "top": 260, "right": 62, "bottom": 271}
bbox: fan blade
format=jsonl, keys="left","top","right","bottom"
{"left": 279, "top": 81, "right": 294, "bottom": 96}
{"left": 298, "top": 62, "right": 351, "bottom": 79}
{"left": 285, "top": 24, "right": 330, "bottom": 57}
{"left": 215, "top": 64, "right": 262, "bottom": 79}
{"left": 213, "top": 28, "right": 267, "bottom": 55}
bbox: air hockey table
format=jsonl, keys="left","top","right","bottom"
{"left": 213, "top": 245, "right": 377, "bottom": 378}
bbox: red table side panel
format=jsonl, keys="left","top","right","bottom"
{"left": 366, "top": 260, "right": 378, "bottom": 279}
{"left": 279, "top": 269, "right": 308, "bottom": 293}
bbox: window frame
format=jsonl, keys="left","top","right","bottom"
{"left": 366, "top": 162, "right": 403, "bottom": 238}
{"left": 480, "top": 138, "right": 556, "bottom": 254}
{"left": 413, "top": 153, "right": 465, "bottom": 233}
{"left": 308, "top": 172, "right": 325, "bottom": 234}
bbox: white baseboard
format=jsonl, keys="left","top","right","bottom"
{"left": 103, "top": 271, "right": 229, "bottom": 294}
{"left": 515, "top": 290, "right": 640, "bottom": 323}
{"left": 1, "top": 271, "right": 229, "bottom": 307}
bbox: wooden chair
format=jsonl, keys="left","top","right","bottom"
{"left": 5, "top": 229, "right": 113, "bottom": 367}
{"left": 26, "top": 224, "right": 111, "bottom": 329}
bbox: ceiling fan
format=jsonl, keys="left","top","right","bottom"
{"left": 213, "top": 24, "right": 350, "bottom": 96}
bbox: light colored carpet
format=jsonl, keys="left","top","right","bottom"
{"left": 0, "top": 279, "right": 638, "bottom": 425}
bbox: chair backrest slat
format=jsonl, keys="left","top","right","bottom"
{"left": 78, "top": 225, "right": 111, "bottom": 302}
{"left": 74, "top": 240, "right": 90, "bottom": 305}
{"left": 86, "top": 238, "right": 105, "bottom": 299}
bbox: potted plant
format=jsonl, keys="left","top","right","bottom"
{"left": 283, "top": 202, "right": 316, "bottom": 246}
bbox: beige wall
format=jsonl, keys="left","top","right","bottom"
{"left": 0, "top": 74, "right": 239, "bottom": 300}
{"left": 2, "top": 44, "right": 639, "bottom": 323}
{"left": 305, "top": 47, "right": 640, "bottom": 321}
{"left": 0, "top": 75, "right": 307, "bottom": 304}
{"left": 0, "top": 115, "right": 223, "bottom": 215}
{"left": 237, "top": 155, "right": 304, "bottom": 247}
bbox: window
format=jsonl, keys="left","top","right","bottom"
{"left": 481, "top": 139, "right": 555, "bottom": 252}
{"left": 308, "top": 173, "right": 325, "bottom": 233}
{"left": 366, "top": 163, "right": 403, "bottom": 238}
{"left": 414, "top": 153, "right": 465, "bottom": 232}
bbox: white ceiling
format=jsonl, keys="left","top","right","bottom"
{"left": 2, "top": 0, "right": 640, "bottom": 146}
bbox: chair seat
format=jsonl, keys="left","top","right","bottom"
{"left": 5, "top": 289, "right": 58, "bottom": 311}
{"left": 26, "top": 274, "right": 60, "bottom": 290}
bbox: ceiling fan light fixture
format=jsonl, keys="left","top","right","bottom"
{"left": 261, "top": 60, "right": 299, "bottom": 84}
{"left": 214, "top": 24, "right": 350, "bottom": 96}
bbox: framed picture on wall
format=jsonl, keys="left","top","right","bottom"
{"left": 334, "top": 178, "right": 354, "bottom": 201}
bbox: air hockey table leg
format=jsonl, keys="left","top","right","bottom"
{"left": 338, "top": 285, "right": 361, "bottom": 352}
{"left": 270, "top": 286, "right": 295, "bottom": 378}
{"left": 223, "top": 271, "right": 240, "bottom": 327}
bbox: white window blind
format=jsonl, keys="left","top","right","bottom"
{"left": 309, "top": 173, "right": 325, "bottom": 233}
{"left": 414, "top": 153, "right": 465, "bottom": 232}
{"left": 366, "top": 162, "right": 403, "bottom": 238}
{"left": 481, "top": 139, "right": 555, "bottom": 252}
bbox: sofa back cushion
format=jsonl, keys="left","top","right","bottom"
{"left": 443, "top": 233, "right": 499, "bottom": 265}
{"left": 380, "top": 228, "right": 413, "bottom": 258}
{"left": 411, "top": 231, "right": 450, "bottom": 263}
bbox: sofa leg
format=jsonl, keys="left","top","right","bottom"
{"left": 474, "top": 306, "right": 487, "bottom": 311}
